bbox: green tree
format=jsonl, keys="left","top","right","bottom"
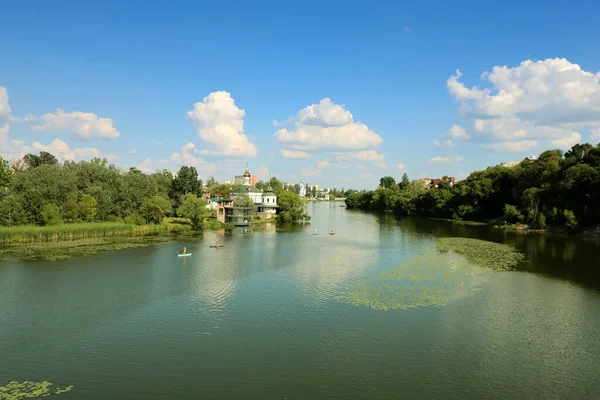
{"left": 62, "top": 193, "right": 80, "bottom": 223}
{"left": 206, "top": 176, "right": 217, "bottom": 188}
{"left": 503, "top": 204, "right": 523, "bottom": 224}
{"left": 379, "top": 176, "right": 396, "bottom": 189}
{"left": 563, "top": 209, "right": 578, "bottom": 230}
{"left": 269, "top": 177, "right": 284, "bottom": 195}
{"left": 329, "top": 193, "right": 335, "bottom": 201}
{"left": 78, "top": 193, "right": 98, "bottom": 222}
{"left": 233, "top": 195, "right": 254, "bottom": 208}
{"left": 171, "top": 166, "right": 202, "bottom": 198}
{"left": 277, "top": 190, "right": 309, "bottom": 223}
{"left": 140, "top": 195, "right": 172, "bottom": 224}
{"left": 40, "top": 203, "right": 63, "bottom": 226}
{"left": 398, "top": 173, "right": 410, "bottom": 189}
{"left": 23, "top": 151, "right": 59, "bottom": 168}
{"left": 210, "top": 183, "right": 231, "bottom": 198}
{"left": 0, "top": 156, "right": 11, "bottom": 187}
{"left": 177, "top": 193, "right": 206, "bottom": 230}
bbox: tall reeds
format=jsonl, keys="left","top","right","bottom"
{"left": 0, "top": 222, "right": 170, "bottom": 244}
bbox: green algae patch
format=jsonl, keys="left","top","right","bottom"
{"left": 0, "top": 381, "right": 73, "bottom": 399}
{"left": 336, "top": 251, "right": 481, "bottom": 311}
{"left": 436, "top": 237, "right": 524, "bottom": 271}
{"left": 0, "top": 235, "right": 174, "bottom": 262}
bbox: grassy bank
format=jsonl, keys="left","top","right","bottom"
{"left": 0, "top": 222, "right": 170, "bottom": 244}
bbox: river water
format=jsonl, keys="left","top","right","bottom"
{"left": 1, "top": 202, "right": 600, "bottom": 399}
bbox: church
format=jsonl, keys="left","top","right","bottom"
{"left": 232, "top": 167, "right": 278, "bottom": 217}
{"left": 216, "top": 167, "right": 278, "bottom": 226}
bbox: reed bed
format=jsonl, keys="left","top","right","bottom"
{"left": 0, "top": 222, "right": 170, "bottom": 244}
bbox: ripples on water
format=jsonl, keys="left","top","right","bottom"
{"left": 1, "top": 203, "right": 600, "bottom": 399}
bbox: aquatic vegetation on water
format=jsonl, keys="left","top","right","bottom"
{"left": 0, "top": 235, "right": 176, "bottom": 261}
{"left": 0, "top": 381, "right": 73, "bottom": 399}
{"left": 436, "top": 237, "right": 524, "bottom": 270}
{"left": 336, "top": 252, "right": 480, "bottom": 311}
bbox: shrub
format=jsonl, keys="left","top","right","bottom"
{"left": 124, "top": 213, "right": 145, "bottom": 225}
{"left": 563, "top": 209, "right": 578, "bottom": 230}
{"left": 503, "top": 204, "right": 523, "bottom": 224}
{"left": 40, "top": 203, "right": 63, "bottom": 226}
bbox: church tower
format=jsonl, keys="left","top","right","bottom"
{"left": 243, "top": 162, "right": 251, "bottom": 186}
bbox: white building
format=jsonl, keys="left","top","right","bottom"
{"left": 231, "top": 167, "right": 278, "bottom": 217}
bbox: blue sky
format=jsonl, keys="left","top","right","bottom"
{"left": 2, "top": 0, "right": 600, "bottom": 189}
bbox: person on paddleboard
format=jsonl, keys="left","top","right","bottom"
{"left": 183, "top": 247, "right": 187, "bottom": 254}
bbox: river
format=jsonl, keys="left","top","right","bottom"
{"left": 1, "top": 202, "right": 600, "bottom": 399}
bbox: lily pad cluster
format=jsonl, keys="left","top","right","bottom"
{"left": 336, "top": 251, "right": 478, "bottom": 311}
{"left": 0, "top": 381, "right": 73, "bottom": 399}
{"left": 436, "top": 237, "right": 524, "bottom": 271}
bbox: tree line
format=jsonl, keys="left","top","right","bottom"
{"left": 0, "top": 151, "right": 309, "bottom": 228}
{"left": 345, "top": 143, "right": 600, "bottom": 232}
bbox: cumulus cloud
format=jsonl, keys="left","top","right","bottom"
{"left": 1, "top": 138, "right": 117, "bottom": 163}
{"left": 169, "top": 142, "right": 217, "bottom": 172}
{"left": 396, "top": 162, "right": 405, "bottom": 170}
{"left": 429, "top": 155, "right": 465, "bottom": 164}
{"left": 254, "top": 166, "right": 270, "bottom": 180}
{"left": 448, "top": 58, "right": 600, "bottom": 151}
{"left": 186, "top": 91, "right": 258, "bottom": 157}
{"left": 30, "top": 109, "right": 120, "bottom": 139}
{"left": 591, "top": 129, "right": 600, "bottom": 143}
{"left": 549, "top": 132, "right": 582, "bottom": 149}
{"left": 137, "top": 157, "right": 154, "bottom": 173}
{"left": 444, "top": 125, "right": 470, "bottom": 140}
{"left": 434, "top": 139, "right": 454, "bottom": 147}
{"left": 0, "top": 86, "right": 11, "bottom": 117}
{"left": 275, "top": 98, "right": 383, "bottom": 152}
{"left": 281, "top": 149, "right": 311, "bottom": 159}
{"left": 272, "top": 119, "right": 284, "bottom": 127}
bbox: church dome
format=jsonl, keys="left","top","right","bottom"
{"left": 243, "top": 168, "right": 251, "bottom": 177}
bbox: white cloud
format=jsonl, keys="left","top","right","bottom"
{"left": 429, "top": 155, "right": 465, "bottom": 164}
{"left": 15, "top": 138, "right": 117, "bottom": 163}
{"left": 169, "top": 142, "right": 217, "bottom": 172}
{"left": 360, "top": 173, "right": 373, "bottom": 178}
{"left": 30, "top": 109, "right": 119, "bottom": 139}
{"left": 300, "top": 167, "right": 321, "bottom": 177}
{"left": 137, "top": 157, "right": 154, "bottom": 173}
{"left": 448, "top": 58, "right": 600, "bottom": 151}
{"left": 396, "top": 162, "right": 405, "bottom": 170}
{"left": 272, "top": 119, "right": 284, "bottom": 127}
{"left": 434, "top": 139, "right": 454, "bottom": 147}
{"left": 549, "top": 132, "right": 582, "bottom": 149}
{"left": 0, "top": 123, "right": 9, "bottom": 139}
{"left": 0, "top": 86, "right": 11, "bottom": 117}
{"left": 480, "top": 140, "right": 539, "bottom": 152}
{"left": 591, "top": 129, "right": 600, "bottom": 143}
{"left": 275, "top": 98, "right": 382, "bottom": 152}
{"left": 444, "top": 125, "right": 470, "bottom": 140}
{"left": 152, "top": 140, "right": 164, "bottom": 145}
{"left": 186, "top": 91, "right": 258, "bottom": 157}
{"left": 281, "top": 149, "right": 311, "bottom": 159}
{"left": 128, "top": 149, "right": 138, "bottom": 154}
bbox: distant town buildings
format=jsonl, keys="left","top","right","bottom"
{"left": 420, "top": 176, "right": 455, "bottom": 189}
{"left": 234, "top": 174, "right": 256, "bottom": 187}
{"left": 214, "top": 166, "right": 278, "bottom": 226}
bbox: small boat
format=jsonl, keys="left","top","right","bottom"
{"left": 209, "top": 245, "right": 224, "bottom": 248}
{"left": 313, "top": 229, "right": 319, "bottom": 235}
{"left": 178, "top": 253, "right": 192, "bottom": 257}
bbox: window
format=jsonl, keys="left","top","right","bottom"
{"left": 219, "top": 208, "right": 223, "bottom": 215}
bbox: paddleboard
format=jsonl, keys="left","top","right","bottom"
{"left": 178, "top": 253, "right": 192, "bottom": 257}
{"left": 209, "top": 245, "right": 224, "bottom": 248}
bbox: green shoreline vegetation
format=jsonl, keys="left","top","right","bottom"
{"left": 336, "top": 237, "right": 524, "bottom": 311}
{"left": 345, "top": 143, "right": 600, "bottom": 234}
{"left": 0, "top": 151, "right": 309, "bottom": 261}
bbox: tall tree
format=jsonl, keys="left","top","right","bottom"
{"left": 0, "top": 156, "right": 10, "bottom": 187}
{"left": 23, "top": 151, "right": 58, "bottom": 169}
{"left": 177, "top": 193, "right": 206, "bottom": 230}
{"left": 398, "top": 173, "right": 410, "bottom": 189}
{"left": 171, "top": 166, "right": 202, "bottom": 198}
{"left": 379, "top": 176, "right": 396, "bottom": 189}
